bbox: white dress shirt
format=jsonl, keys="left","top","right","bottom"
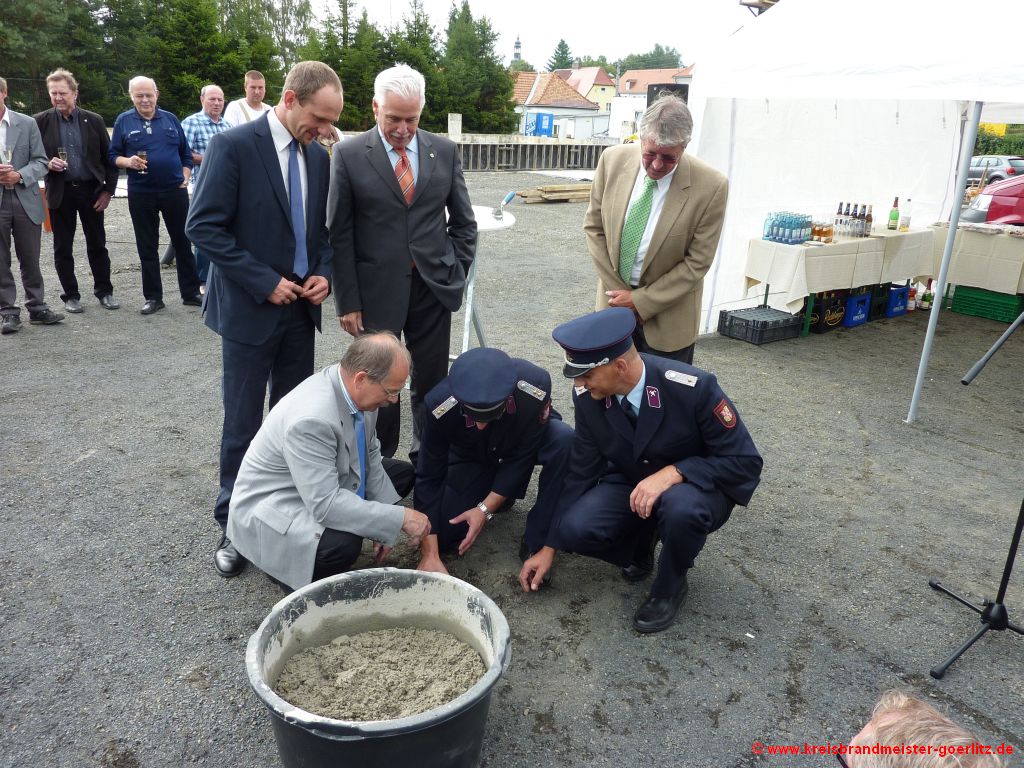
{"left": 266, "top": 108, "right": 306, "bottom": 227}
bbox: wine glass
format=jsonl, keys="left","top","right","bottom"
{"left": 1, "top": 146, "right": 13, "bottom": 189}
{"left": 58, "top": 146, "right": 68, "bottom": 162}
{"left": 137, "top": 150, "right": 148, "bottom": 175}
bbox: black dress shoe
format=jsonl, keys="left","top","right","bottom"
{"left": 182, "top": 295, "right": 202, "bottom": 307}
{"left": 632, "top": 577, "right": 689, "bottom": 634}
{"left": 621, "top": 532, "right": 658, "bottom": 583}
{"left": 29, "top": 308, "right": 65, "bottom": 325}
{"left": 214, "top": 536, "right": 246, "bottom": 578}
{"left": 140, "top": 299, "right": 165, "bottom": 315}
{"left": 1, "top": 315, "right": 22, "bottom": 334}
{"left": 64, "top": 298, "right": 83, "bottom": 313}
{"left": 99, "top": 294, "right": 121, "bottom": 310}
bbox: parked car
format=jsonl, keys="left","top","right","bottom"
{"left": 960, "top": 175, "right": 1024, "bottom": 225}
{"left": 967, "top": 155, "right": 1024, "bottom": 185}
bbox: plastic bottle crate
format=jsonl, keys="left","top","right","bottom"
{"left": 842, "top": 291, "right": 870, "bottom": 327}
{"left": 717, "top": 306, "right": 802, "bottom": 345}
{"left": 885, "top": 285, "right": 909, "bottom": 317}
{"left": 950, "top": 286, "right": 1024, "bottom": 323}
{"left": 804, "top": 290, "right": 848, "bottom": 333}
{"left": 867, "top": 282, "right": 892, "bottom": 321}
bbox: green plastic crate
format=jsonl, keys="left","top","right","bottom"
{"left": 950, "top": 286, "right": 1024, "bottom": 323}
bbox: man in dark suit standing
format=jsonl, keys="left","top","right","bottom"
{"left": 329, "top": 63, "right": 477, "bottom": 462}
{"left": 186, "top": 61, "right": 344, "bottom": 578}
{"left": 34, "top": 68, "right": 121, "bottom": 313}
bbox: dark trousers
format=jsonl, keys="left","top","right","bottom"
{"left": 426, "top": 419, "right": 575, "bottom": 554}
{"left": 633, "top": 326, "right": 695, "bottom": 365}
{"left": 557, "top": 477, "right": 733, "bottom": 598}
{"left": 375, "top": 269, "right": 452, "bottom": 460}
{"left": 51, "top": 183, "right": 113, "bottom": 301}
{"left": 309, "top": 458, "right": 415, "bottom": 584}
{"left": 127, "top": 187, "right": 200, "bottom": 301}
{"left": 215, "top": 302, "right": 315, "bottom": 530}
{"left": 0, "top": 190, "right": 47, "bottom": 315}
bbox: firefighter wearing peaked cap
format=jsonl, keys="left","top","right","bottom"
{"left": 414, "top": 347, "right": 574, "bottom": 574}
{"left": 520, "top": 308, "right": 763, "bottom": 633}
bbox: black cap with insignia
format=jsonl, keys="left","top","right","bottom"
{"left": 450, "top": 347, "right": 516, "bottom": 422}
{"left": 551, "top": 307, "right": 636, "bottom": 379}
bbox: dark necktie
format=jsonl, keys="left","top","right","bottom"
{"left": 621, "top": 397, "right": 638, "bottom": 427}
{"left": 353, "top": 411, "right": 367, "bottom": 499}
{"left": 288, "top": 139, "right": 308, "bottom": 278}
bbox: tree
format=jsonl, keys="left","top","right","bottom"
{"left": 442, "top": 1, "right": 516, "bottom": 134}
{"left": 619, "top": 44, "right": 682, "bottom": 71}
{"left": 546, "top": 39, "right": 573, "bottom": 71}
{"left": 509, "top": 59, "right": 535, "bottom": 73}
{"left": 336, "top": 11, "right": 388, "bottom": 131}
{"left": 386, "top": 0, "right": 447, "bottom": 131}
{"left": 0, "top": 0, "right": 68, "bottom": 114}
{"left": 578, "top": 55, "right": 611, "bottom": 71}
{"left": 268, "top": 0, "right": 314, "bottom": 68}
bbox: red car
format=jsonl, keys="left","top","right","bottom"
{"left": 961, "top": 175, "right": 1024, "bottom": 225}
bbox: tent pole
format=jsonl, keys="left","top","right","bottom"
{"left": 905, "top": 100, "right": 983, "bottom": 423}
{"left": 703, "top": 98, "right": 737, "bottom": 334}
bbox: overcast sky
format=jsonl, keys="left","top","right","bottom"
{"left": 354, "top": 0, "right": 756, "bottom": 71}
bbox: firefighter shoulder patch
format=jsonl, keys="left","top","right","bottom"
{"left": 713, "top": 398, "right": 737, "bottom": 429}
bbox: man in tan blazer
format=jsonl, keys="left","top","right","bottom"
{"left": 584, "top": 93, "right": 727, "bottom": 364}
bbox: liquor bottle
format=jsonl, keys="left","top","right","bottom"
{"left": 834, "top": 202, "right": 845, "bottom": 238}
{"left": 899, "top": 198, "right": 913, "bottom": 232}
{"left": 850, "top": 204, "right": 862, "bottom": 237}
{"left": 907, "top": 284, "right": 916, "bottom": 312}
{"left": 920, "top": 278, "right": 933, "bottom": 310}
{"left": 887, "top": 197, "right": 899, "bottom": 230}
{"left": 864, "top": 204, "right": 873, "bottom": 235}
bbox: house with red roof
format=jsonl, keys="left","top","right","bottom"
{"left": 553, "top": 66, "right": 617, "bottom": 114}
{"left": 511, "top": 71, "right": 608, "bottom": 139}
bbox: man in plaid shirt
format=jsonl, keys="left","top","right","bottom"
{"left": 182, "top": 84, "right": 232, "bottom": 288}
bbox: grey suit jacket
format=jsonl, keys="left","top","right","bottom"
{"left": 2, "top": 109, "right": 49, "bottom": 225}
{"left": 328, "top": 128, "right": 477, "bottom": 332}
{"left": 584, "top": 144, "right": 728, "bottom": 351}
{"left": 227, "top": 364, "right": 404, "bottom": 589}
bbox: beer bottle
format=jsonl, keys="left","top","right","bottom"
{"left": 887, "top": 197, "right": 899, "bottom": 230}
{"left": 850, "top": 204, "right": 861, "bottom": 237}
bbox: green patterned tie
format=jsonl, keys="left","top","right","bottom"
{"left": 618, "top": 177, "right": 657, "bottom": 283}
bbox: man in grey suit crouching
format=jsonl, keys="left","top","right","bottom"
{"left": 227, "top": 332, "right": 431, "bottom": 591}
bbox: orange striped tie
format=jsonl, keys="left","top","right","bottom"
{"left": 395, "top": 147, "right": 414, "bottom": 204}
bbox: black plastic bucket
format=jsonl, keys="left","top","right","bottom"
{"left": 245, "top": 568, "right": 512, "bottom": 768}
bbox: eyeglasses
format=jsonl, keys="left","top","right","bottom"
{"left": 641, "top": 151, "right": 680, "bottom": 167}
{"left": 374, "top": 380, "right": 403, "bottom": 401}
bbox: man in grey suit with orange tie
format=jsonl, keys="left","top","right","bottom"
{"left": 585, "top": 92, "right": 728, "bottom": 364}
{"left": 329, "top": 63, "right": 477, "bottom": 462}
{"left": 186, "top": 61, "right": 343, "bottom": 578}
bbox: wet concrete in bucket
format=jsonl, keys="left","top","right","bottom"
{"left": 274, "top": 627, "right": 486, "bottom": 721}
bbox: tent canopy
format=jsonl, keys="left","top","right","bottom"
{"left": 687, "top": 0, "right": 1024, "bottom": 331}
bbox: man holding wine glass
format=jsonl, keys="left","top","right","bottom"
{"left": 34, "top": 68, "right": 121, "bottom": 314}
{"left": 109, "top": 75, "right": 201, "bottom": 315}
{"left": 1, "top": 75, "right": 64, "bottom": 335}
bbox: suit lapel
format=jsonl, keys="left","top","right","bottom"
{"left": 253, "top": 116, "right": 290, "bottom": 221}
{"left": 633, "top": 369, "right": 665, "bottom": 461}
{"left": 608, "top": 147, "right": 642, "bottom": 271}
{"left": 639, "top": 155, "right": 692, "bottom": 280}
{"left": 329, "top": 366, "right": 363, "bottom": 480}
{"left": 607, "top": 397, "right": 635, "bottom": 443}
{"left": 364, "top": 130, "right": 408, "bottom": 206}
{"left": 412, "top": 131, "right": 434, "bottom": 206}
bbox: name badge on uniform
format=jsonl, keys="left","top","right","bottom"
{"left": 665, "top": 370, "right": 698, "bottom": 387}
{"left": 432, "top": 395, "right": 457, "bottom": 419}
{"left": 574, "top": 385, "right": 587, "bottom": 396}
{"left": 645, "top": 386, "right": 661, "bottom": 408}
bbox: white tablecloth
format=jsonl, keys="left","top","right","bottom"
{"left": 930, "top": 226, "right": 1024, "bottom": 294}
{"left": 745, "top": 229, "right": 934, "bottom": 313}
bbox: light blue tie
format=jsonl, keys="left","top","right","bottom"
{"left": 353, "top": 411, "right": 367, "bottom": 499}
{"left": 288, "top": 139, "right": 308, "bottom": 278}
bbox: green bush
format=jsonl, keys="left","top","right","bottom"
{"left": 975, "top": 128, "right": 1024, "bottom": 156}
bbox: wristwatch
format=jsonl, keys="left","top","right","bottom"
{"left": 477, "top": 502, "right": 494, "bottom": 521}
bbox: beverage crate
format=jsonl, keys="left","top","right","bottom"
{"left": 804, "top": 290, "right": 848, "bottom": 333}
{"left": 867, "top": 282, "right": 892, "bottom": 321}
{"left": 842, "top": 291, "right": 870, "bottom": 328}
{"left": 717, "top": 306, "right": 802, "bottom": 345}
{"left": 885, "top": 285, "right": 909, "bottom": 317}
{"left": 950, "top": 286, "right": 1024, "bottom": 323}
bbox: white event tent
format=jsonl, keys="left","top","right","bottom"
{"left": 686, "top": 0, "right": 1024, "bottom": 421}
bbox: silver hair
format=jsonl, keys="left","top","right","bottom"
{"left": 374, "top": 64, "right": 426, "bottom": 110}
{"left": 341, "top": 331, "right": 412, "bottom": 383}
{"left": 199, "top": 84, "right": 223, "bottom": 100}
{"left": 128, "top": 75, "right": 157, "bottom": 94}
{"left": 639, "top": 92, "right": 693, "bottom": 149}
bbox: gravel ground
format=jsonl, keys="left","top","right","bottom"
{"left": 2, "top": 170, "right": 1023, "bottom": 768}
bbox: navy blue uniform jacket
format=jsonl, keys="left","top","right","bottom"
{"left": 417, "top": 360, "right": 561, "bottom": 520}
{"left": 185, "top": 114, "right": 333, "bottom": 346}
{"left": 560, "top": 353, "right": 762, "bottom": 511}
